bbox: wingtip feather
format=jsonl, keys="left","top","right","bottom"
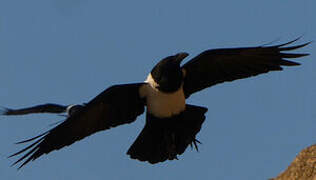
{"left": 279, "top": 42, "right": 312, "bottom": 51}
{"left": 275, "top": 36, "right": 303, "bottom": 47}
{"left": 9, "top": 133, "right": 48, "bottom": 169}
{"left": 15, "top": 131, "right": 49, "bottom": 144}
{"left": 263, "top": 36, "right": 310, "bottom": 52}
{"left": 0, "top": 106, "right": 9, "bottom": 115}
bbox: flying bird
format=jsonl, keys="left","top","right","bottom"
{"left": 8, "top": 38, "right": 310, "bottom": 169}
{"left": 0, "top": 104, "right": 84, "bottom": 117}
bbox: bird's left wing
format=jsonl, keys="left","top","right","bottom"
{"left": 9, "top": 83, "right": 146, "bottom": 169}
{"left": 181, "top": 39, "right": 310, "bottom": 98}
{"left": 0, "top": 104, "right": 68, "bottom": 115}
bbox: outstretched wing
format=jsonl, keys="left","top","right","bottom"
{"left": 10, "top": 83, "right": 146, "bottom": 169}
{"left": 0, "top": 104, "right": 68, "bottom": 115}
{"left": 181, "top": 39, "right": 310, "bottom": 98}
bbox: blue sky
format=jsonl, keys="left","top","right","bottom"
{"left": 0, "top": 0, "right": 315, "bottom": 179}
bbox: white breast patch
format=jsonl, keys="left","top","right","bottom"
{"left": 139, "top": 74, "right": 186, "bottom": 118}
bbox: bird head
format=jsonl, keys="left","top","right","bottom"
{"left": 66, "top": 104, "right": 84, "bottom": 116}
{"left": 149, "top": 52, "right": 189, "bottom": 93}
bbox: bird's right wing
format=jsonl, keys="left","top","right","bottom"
{"left": 0, "top": 104, "right": 68, "bottom": 115}
{"left": 9, "top": 83, "right": 146, "bottom": 169}
{"left": 181, "top": 39, "right": 310, "bottom": 98}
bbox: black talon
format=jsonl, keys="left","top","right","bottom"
{"left": 193, "top": 141, "right": 199, "bottom": 152}
{"left": 195, "top": 139, "right": 201, "bottom": 144}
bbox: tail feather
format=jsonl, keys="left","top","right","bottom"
{"left": 127, "top": 104, "right": 207, "bottom": 163}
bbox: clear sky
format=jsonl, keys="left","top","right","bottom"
{"left": 0, "top": 0, "right": 315, "bottom": 179}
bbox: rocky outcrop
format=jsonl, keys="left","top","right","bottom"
{"left": 271, "top": 145, "right": 316, "bottom": 180}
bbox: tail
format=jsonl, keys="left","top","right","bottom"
{"left": 127, "top": 104, "right": 208, "bottom": 164}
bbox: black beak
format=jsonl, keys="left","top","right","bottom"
{"left": 175, "top": 52, "right": 189, "bottom": 64}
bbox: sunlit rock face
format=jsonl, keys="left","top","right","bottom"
{"left": 271, "top": 144, "right": 316, "bottom": 180}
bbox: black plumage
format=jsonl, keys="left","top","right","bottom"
{"left": 0, "top": 104, "right": 68, "bottom": 115}
{"left": 6, "top": 39, "right": 309, "bottom": 169}
{"left": 182, "top": 39, "right": 309, "bottom": 98}
{"left": 0, "top": 104, "right": 85, "bottom": 117}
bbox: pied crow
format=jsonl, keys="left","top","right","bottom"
{"left": 1, "top": 104, "right": 84, "bottom": 117}
{"left": 7, "top": 38, "right": 310, "bottom": 169}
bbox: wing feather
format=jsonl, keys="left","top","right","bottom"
{"left": 10, "top": 83, "right": 146, "bottom": 169}
{"left": 0, "top": 104, "right": 68, "bottom": 115}
{"left": 182, "top": 39, "right": 310, "bottom": 98}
